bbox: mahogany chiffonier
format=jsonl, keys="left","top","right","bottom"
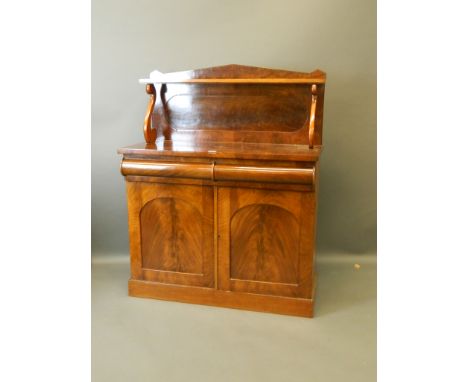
{"left": 118, "top": 65, "right": 326, "bottom": 317}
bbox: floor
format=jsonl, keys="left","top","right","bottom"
{"left": 92, "top": 254, "right": 376, "bottom": 382}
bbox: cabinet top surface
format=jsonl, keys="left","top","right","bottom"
{"left": 118, "top": 140, "right": 322, "bottom": 162}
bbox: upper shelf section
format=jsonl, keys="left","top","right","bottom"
{"left": 140, "top": 64, "right": 326, "bottom": 85}
{"left": 140, "top": 64, "right": 326, "bottom": 148}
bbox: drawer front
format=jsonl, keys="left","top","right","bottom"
{"left": 217, "top": 187, "right": 316, "bottom": 298}
{"left": 121, "top": 158, "right": 315, "bottom": 186}
{"left": 126, "top": 181, "right": 214, "bottom": 287}
{"left": 214, "top": 164, "right": 314, "bottom": 184}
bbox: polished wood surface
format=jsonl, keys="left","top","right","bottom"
{"left": 120, "top": 64, "right": 326, "bottom": 317}
{"left": 214, "top": 164, "right": 315, "bottom": 185}
{"left": 141, "top": 198, "right": 203, "bottom": 273}
{"left": 118, "top": 140, "right": 322, "bottom": 161}
{"left": 230, "top": 204, "right": 300, "bottom": 284}
{"left": 308, "top": 84, "right": 318, "bottom": 148}
{"left": 143, "top": 84, "right": 157, "bottom": 143}
{"left": 218, "top": 187, "right": 315, "bottom": 298}
{"left": 152, "top": 84, "right": 315, "bottom": 144}
{"left": 121, "top": 160, "right": 213, "bottom": 180}
{"left": 125, "top": 175, "right": 314, "bottom": 193}
{"left": 158, "top": 85, "right": 309, "bottom": 132}
{"left": 121, "top": 158, "right": 315, "bottom": 185}
{"left": 126, "top": 181, "right": 214, "bottom": 287}
{"left": 139, "top": 64, "right": 325, "bottom": 145}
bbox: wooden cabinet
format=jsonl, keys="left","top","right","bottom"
{"left": 119, "top": 65, "right": 326, "bottom": 317}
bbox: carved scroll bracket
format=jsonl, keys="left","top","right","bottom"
{"left": 143, "top": 84, "right": 157, "bottom": 143}
{"left": 308, "top": 84, "right": 318, "bottom": 148}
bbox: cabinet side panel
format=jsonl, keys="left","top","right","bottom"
{"left": 126, "top": 181, "right": 143, "bottom": 279}
{"left": 296, "top": 192, "right": 315, "bottom": 298}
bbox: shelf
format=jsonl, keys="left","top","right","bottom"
{"left": 139, "top": 78, "right": 326, "bottom": 85}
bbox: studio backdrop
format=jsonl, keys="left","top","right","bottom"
{"left": 92, "top": 0, "right": 376, "bottom": 258}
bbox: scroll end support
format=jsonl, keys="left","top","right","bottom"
{"left": 308, "top": 84, "right": 318, "bottom": 148}
{"left": 143, "top": 84, "right": 157, "bottom": 143}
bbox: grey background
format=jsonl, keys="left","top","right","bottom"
{"left": 92, "top": 0, "right": 376, "bottom": 257}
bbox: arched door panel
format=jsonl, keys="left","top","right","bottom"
{"left": 126, "top": 181, "right": 213, "bottom": 287}
{"left": 218, "top": 187, "right": 315, "bottom": 298}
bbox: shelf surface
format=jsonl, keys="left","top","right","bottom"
{"left": 139, "top": 78, "right": 326, "bottom": 84}
{"left": 139, "top": 64, "right": 326, "bottom": 85}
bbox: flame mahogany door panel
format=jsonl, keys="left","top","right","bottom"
{"left": 217, "top": 187, "right": 316, "bottom": 298}
{"left": 126, "top": 181, "right": 214, "bottom": 287}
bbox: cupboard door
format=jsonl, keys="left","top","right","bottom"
{"left": 126, "top": 181, "right": 214, "bottom": 287}
{"left": 217, "top": 187, "right": 315, "bottom": 298}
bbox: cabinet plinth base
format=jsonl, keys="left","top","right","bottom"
{"left": 128, "top": 277, "right": 317, "bottom": 318}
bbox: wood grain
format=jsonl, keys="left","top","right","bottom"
{"left": 141, "top": 197, "right": 203, "bottom": 274}
{"left": 161, "top": 86, "right": 309, "bottom": 132}
{"left": 230, "top": 204, "right": 300, "bottom": 284}
{"left": 217, "top": 187, "right": 315, "bottom": 298}
{"left": 126, "top": 182, "right": 214, "bottom": 287}
{"left": 142, "top": 64, "right": 326, "bottom": 145}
